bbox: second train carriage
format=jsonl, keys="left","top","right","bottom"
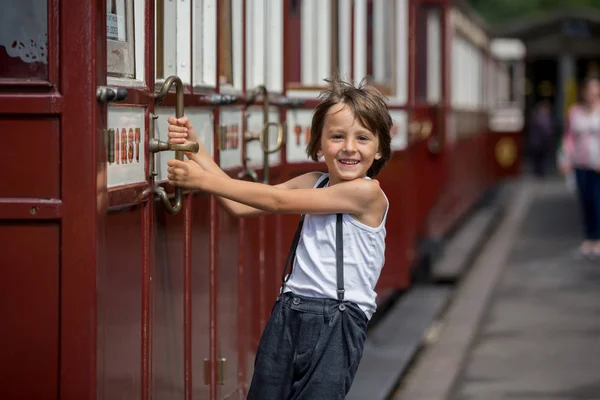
{"left": 0, "top": 0, "right": 524, "bottom": 399}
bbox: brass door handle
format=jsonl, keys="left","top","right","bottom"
{"left": 420, "top": 120, "right": 433, "bottom": 139}
{"left": 260, "top": 121, "right": 284, "bottom": 154}
{"left": 244, "top": 85, "right": 285, "bottom": 184}
{"left": 149, "top": 138, "right": 200, "bottom": 153}
{"left": 150, "top": 76, "right": 199, "bottom": 215}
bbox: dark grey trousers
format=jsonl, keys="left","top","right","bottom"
{"left": 247, "top": 292, "right": 368, "bottom": 400}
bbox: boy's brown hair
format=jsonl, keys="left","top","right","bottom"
{"left": 306, "top": 75, "right": 393, "bottom": 177}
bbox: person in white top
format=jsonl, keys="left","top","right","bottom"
{"left": 166, "top": 74, "right": 392, "bottom": 399}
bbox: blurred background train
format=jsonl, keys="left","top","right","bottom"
{"left": 1, "top": 0, "right": 525, "bottom": 399}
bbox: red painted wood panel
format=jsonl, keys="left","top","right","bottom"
{"left": 98, "top": 207, "right": 143, "bottom": 400}
{"left": 191, "top": 194, "right": 211, "bottom": 400}
{"left": 152, "top": 206, "right": 186, "bottom": 398}
{"left": 217, "top": 207, "right": 240, "bottom": 398}
{"left": 0, "top": 222, "right": 59, "bottom": 400}
{"left": 0, "top": 117, "right": 59, "bottom": 198}
{"left": 376, "top": 150, "right": 415, "bottom": 291}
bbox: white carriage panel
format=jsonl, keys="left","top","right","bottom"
{"left": 354, "top": 0, "right": 367, "bottom": 86}
{"left": 245, "top": 107, "right": 282, "bottom": 168}
{"left": 473, "top": 45, "right": 480, "bottom": 109}
{"left": 389, "top": 110, "right": 408, "bottom": 151}
{"left": 193, "top": 0, "right": 217, "bottom": 88}
{"left": 427, "top": 7, "right": 442, "bottom": 104}
{"left": 176, "top": 0, "right": 192, "bottom": 85}
{"left": 161, "top": 0, "right": 177, "bottom": 79}
{"left": 286, "top": 109, "right": 315, "bottom": 163}
{"left": 451, "top": 36, "right": 461, "bottom": 108}
{"left": 466, "top": 42, "right": 473, "bottom": 108}
{"left": 470, "top": 44, "right": 477, "bottom": 109}
{"left": 475, "top": 48, "right": 483, "bottom": 109}
{"left": 316, "top": 0, "right": 332, "bottom": 85}
{"left": 107, "top": 106, "right": 146, "bottom": 188}
{"left": 338, "top": 0, "right": 353, "bottom": 79}
{"left": 285, "top": 90, "right": 323, "bottom": 99}
{"left": 246, "top": 0, "right": 266, "bottom": 89}
{"left": 219, "top": 109, "right": 244, "bottom": 170}
{"left": 467, "top": 42, "right": 475, "bottom": 109}
{"left": 373, "top": 0, "right": 386, "bottom": 83}
{"left": 134, "top": 0, "right": 145, "bottom": 82}
{"left": 395, "top": 0, "right": 408, "bottom": 103}
{"left": 301, "top": 0, "right": 319, "bottom": 85}
{"left": 488, "top": 59, "right": 496, "bottom": 109}
{"left": 154, "top": 108, "right": 214, "bottom": 181}
{"left": 231, "top": 0, "right": 244, "bottom": 90}
{"left": 266, "top": 0, "right": 283, "bottom": 92}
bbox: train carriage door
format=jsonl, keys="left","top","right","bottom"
{"left": 0, "top": 1, "right": 103, "bottom": 399}
{"left": 98, "top": 0, "right": 229, "bottom": 399}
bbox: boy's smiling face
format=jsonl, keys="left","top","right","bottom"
{"left": 318, "top": 103, "right": 381, "bottom": 185}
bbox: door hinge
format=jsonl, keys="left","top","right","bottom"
{"left": 104, "top": 129, "right": 115, "bottom": 164}
{"left": 203, "top": 358, "right": 227, "bottom": 386}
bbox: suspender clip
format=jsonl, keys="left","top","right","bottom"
{"left": 337, "top": 289, "right": 345, "bottom": 301}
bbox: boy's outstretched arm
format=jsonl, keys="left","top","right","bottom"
{"left": 167, "top": 159, "right": 382, "bottom": 217}
{"left": 167, "top": 116, "right": 322, "bottom": 218}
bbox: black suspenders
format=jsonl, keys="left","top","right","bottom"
{"left": 279, "top": 176, "right": 345, "bottom": 302}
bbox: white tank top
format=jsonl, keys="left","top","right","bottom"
{"left": 284, "top": 173, "right": 389, "bottom": 320}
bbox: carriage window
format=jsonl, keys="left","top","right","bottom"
{"left": 0, "top": 0, "right": 48, "bottom": 80}
{"left": 107, "top": 0, "right": 135, "bottom": 79}
{"left": 156, "top": 0, "right": 195, "bottom": 85}
{"left": 218, "top": 0, "right": 242, "bottom": 89}
{"left": 415, "top": 4, "right": 441, "bottom": 103}
{"left": 285, "top": 0, "right": 341, "bottom": 89}
{"left": 366, "top": 0, "right": 395, "bottom": 94}
{"left": 192, "top": 0, "right": 216, "bottom": 87}
{"left": 219, "top": 0, "right": 233, "bottom": 86}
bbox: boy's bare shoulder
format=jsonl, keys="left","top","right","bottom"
{"left": 338, "top": 178, "right": 385, "bottom": 204}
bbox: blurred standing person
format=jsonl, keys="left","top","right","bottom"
{"left": 559, "top": 76, "right": 600, "bottom": 258}
{"left": 528, "top": 98, "right": 554, "bottom": 178}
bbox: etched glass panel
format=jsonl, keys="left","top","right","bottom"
{"left": 0, "top": 1, "right": 48, "bottom": 80}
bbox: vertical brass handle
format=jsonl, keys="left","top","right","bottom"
{"left": 151, "top": 76, "right": 198, "bottom": 215}
{"left": 245, "top": 85, "right": 285, "bottom": 184}
{"left": 260, "top": 122, "right": 284, "bottom": 154}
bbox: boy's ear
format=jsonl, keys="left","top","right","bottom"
{"left": 375, "top": 150, "right": 382, "bottom": 160}
{"left": 317, "top": 149, "right": 323, "bottom": 158}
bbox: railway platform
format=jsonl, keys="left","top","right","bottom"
{"left": 352, "top": 175, "right": 600, "bottom": 400}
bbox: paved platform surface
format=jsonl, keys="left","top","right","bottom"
{"left": 395, "top": 177, "right": 600, "bottom": 400}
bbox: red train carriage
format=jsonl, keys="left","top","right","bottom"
{"left": 0, "top": 0, "right": 523, "bottom": 399}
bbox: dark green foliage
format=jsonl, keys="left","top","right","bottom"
{"left": 469, "top": 0, "right": 600, "bottom": 26}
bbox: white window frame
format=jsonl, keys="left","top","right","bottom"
{"left": 426, "top": 7, "right": 441, "bottom": 104}
{"left": 300, "top": 0, "right": 331, "bottom": 87}
{"left": 372, "top": 0, "right": 395, "bottom": 85}
{"left": 246, "top": 0, "right": 282, "bottom": 92}
{"left": 394, "top": 0, "right": 408, "bottom": 103}
{"left": 338, "top": 0, "right": 353, "bottom": 79}
{"left": 155, "top": 0, "right": 193, "bottom": 85}
{"left": 192, "top": 0, "right": 217, "bottom": 88}
{"left": 220, "top": 0, "right": 243, "bottom": 92}
{"left": 354, "top": 0, "right": 366, "bottom": 86}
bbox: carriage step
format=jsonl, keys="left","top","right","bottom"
{"left": 347, "top": 286, "right": 452, "bottom": 400}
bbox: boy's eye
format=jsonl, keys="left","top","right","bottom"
{"left": 358, "top": 136, "right": 369, "bottom": 141}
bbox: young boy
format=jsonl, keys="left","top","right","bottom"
{"left": 167, "top": 76, "right": 392, "bottom": 399}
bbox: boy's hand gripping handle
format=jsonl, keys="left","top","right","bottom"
{"left": 150, "top": 76, "right": 200, "bottom": 215}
